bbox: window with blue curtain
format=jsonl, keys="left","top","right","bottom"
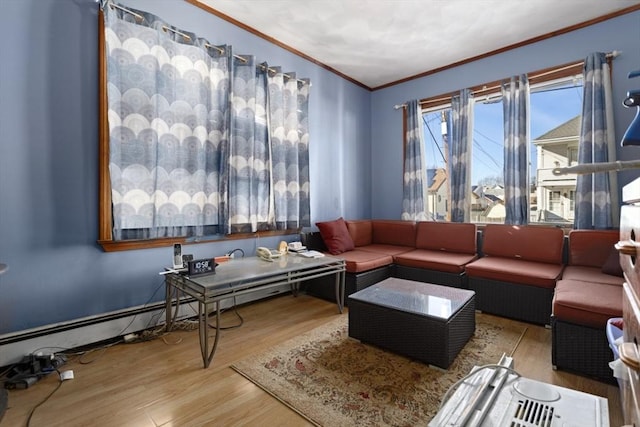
{"left": 413, "top": 58, "right": 615, "bottom": 227}
{"left": 99, "top": 1, "right": 310, "bottom": 246}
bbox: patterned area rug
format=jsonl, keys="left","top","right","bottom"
{"left": 231, "top": 313, "right": 526, "bottom": 426}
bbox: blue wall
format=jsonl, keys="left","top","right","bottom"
{"left": 0, "top": 0, "right": 371, "bottom": 334}
{"left": 1, "top": 1, "right": 638, "bottom": 336}
{"left": 371, "top": 11, "right": 640, "bottom": 219}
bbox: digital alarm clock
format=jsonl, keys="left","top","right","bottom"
{"left": 187, "top": 258, "right": 216, "bottom": 276}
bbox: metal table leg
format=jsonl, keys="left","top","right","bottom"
{"left": 165, "top": 278, "right": 174, "bottom": 332}
{"left": 198, "top": 300, "right": 222, "bottom": 368}
{"left": 335, "top": 269, "right": 345, "bottom": 313}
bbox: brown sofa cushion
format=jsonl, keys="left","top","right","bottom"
{"left": 481, "top": 224, "right": 564, "bottom": 264}
{"left": 464, "top": 257, "right": 562, "bottom": 288}
{"left": 316, "top": 217, "right": 354, "bottom": 255}
{"left": 601, "top": 247, "right": 624, "bottom": 277}
{"left": 567, "top": 229, "right": 620, "bottom": 268}
{"left": 562, "top": 265, "right": 624, "bottom": 286}
{"left": 371, "top": 220, "right": 416, "bottom": 247}
{"left": 415, "top": 221, "right": 477, "bottom": 254}
{"left": 358, "top": 244, "right": 414, "bottom": 256}
{"left": 394, "top": 249, "right": 477, "bottom": 274}
{"left": 345, "top": 220, "right": 373, "bottom": 247}
{"left": 553, "top": 279, "right": 622, "bottom": 328}
{"left": 336, "top": 249, "right": 394, "bottom": 274}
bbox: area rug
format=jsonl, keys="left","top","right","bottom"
{"left": 231, "top": 314, "right": 527, "bottom": 426}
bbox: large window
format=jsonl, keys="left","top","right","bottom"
{"left": 420, "top": 63, "right": 584, "bottom": 225}
{"left": 98, "top": 4, "right": 310, "bottom": 251}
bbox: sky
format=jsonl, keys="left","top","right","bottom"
{"left": 423, "top": 81, "right": 584, "bottom": 185}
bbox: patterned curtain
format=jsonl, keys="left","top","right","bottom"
{"left": 449, "top": 89, "right": 473, "bottom": 223}
{"left": 502, "top": 75, "right": 530, "bottom": 225}
{"left": 227, "top": 57, "right": 273, "bottom": 233}
{"left": 103, "top": 4, "right": 231, "bottom": 240}
{"left": 103, "top": 2, "right": 311, "bottom": 240}
{"left": 269, "top": 69, "right": 311, "bottom": 229}
{"left": 401, "top": 100, "right": 428, "bottom": 221}
{"left": 574, "top": 52, "right": 617, "bottom": 229}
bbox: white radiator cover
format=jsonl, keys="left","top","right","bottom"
{"left": 0, "top": 284, "right": 291, "bottom": 367}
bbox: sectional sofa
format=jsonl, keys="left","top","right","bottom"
{"left": 552, "top": 229, "right": 624, "bottom": 383}
{"left": 301, "top": 218, "right": 478, "bottom": 301}
{"left": 301, "top": 217, "right": 624, "bottom": 382}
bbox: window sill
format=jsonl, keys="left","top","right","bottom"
{"left": 98, "top": 229, "right": 301, "bottom": 252}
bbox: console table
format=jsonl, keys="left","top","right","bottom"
{"left": 164, "top": 254, "right": 346, "bottom": 368}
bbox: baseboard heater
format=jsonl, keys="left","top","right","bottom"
{"left": 429, "top": 355, "right": 609, "bottom": 427}
{"left": 0, "top": 284, "right": 291, "bottom": 368}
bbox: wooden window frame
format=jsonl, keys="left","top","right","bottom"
{"left": 97, "top": 10, "right": 297, "bottom": 252}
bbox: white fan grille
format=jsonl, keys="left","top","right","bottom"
{"left": 509, "top": 398, "right": 555, "bottom": 427}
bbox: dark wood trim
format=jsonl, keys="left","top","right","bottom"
{"left": 186, "top": 1, "right": 638, "bottom": 92}
{"left": 98, "top": 229, "right": 300, "bottom": 253}
{"left": 98, "top": 1, "right": 636, "bottom": 251}
{"left": 97, "top": 8, "right": 299, "bottom": 252}
{"left": 374, "top": 4, "right": 640, "bottom": 91}
{"left": 419, "top": 60, "right": 585, "bottom": 110}
{"left": 98, "top": 9, "right": 113, "bottom": 244}
{"left": 184, "top": 0, "right": 371, "bottom": 90}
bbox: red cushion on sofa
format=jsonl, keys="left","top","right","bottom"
{"left": 602, "top": 247, "right": 624, "bottom": 277}
{"left": 316, "top": 217, "right": 355, "bottom": 255}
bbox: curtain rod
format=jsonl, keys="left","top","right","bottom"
{"left": 394, "top": 50, "right": 622, "bottom": 110}
{"left": 553, "top": 160, "right": 640, "bottom": 175}
{"left": 102, "top": 1, "right": 308, "bottom": 85}
{"left": 107, "top": 2, "right": 143, "bottom": 21}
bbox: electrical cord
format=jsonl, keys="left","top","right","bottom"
{"left": 26, "top": 369, "right": 64, "bottom": 427}
{"left": 115, "top": 277, "right": 166, "bottom": 338}
{"left": 208, "top": 296, "right": 244, "bottom": 330}
{"left": 226, "top": 248, "right": 245, "bottom": 258}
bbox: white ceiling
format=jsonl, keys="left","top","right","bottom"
{"left": 196, "top": 0, "right": 639, "bottom": 89}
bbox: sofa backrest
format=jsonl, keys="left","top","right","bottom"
{"left": 481, "top": 224, "right": 564, "bottom": 264}
{"left": 415, "top": 221, "right": 477, "bottom": 254}
{"left": 371, "top": 220, "right": 416, "bottom": 247}
{"left": 300, "top": 231, "right": 328, "bottom": 252}
{"left": 568, "top": 229, "right": 620, "bottom": 267}
{"left": 346, "top": 220, "right": 373, "bottom": 247}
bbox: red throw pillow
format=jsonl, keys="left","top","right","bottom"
{"left": 602, "top": 247, "right": 624, "bottom": 277}
{"left": 316, "top": 217, "right": 355, "bottom": 255}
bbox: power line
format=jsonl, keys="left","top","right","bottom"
{"left": 473, "top": 138, "right": 502, "bottom": 169}
{"left": 474, "top": 128, "right": 503, "bottom": 147}
{"left": 422, "top": 115, "right": 446, "bottom": 163}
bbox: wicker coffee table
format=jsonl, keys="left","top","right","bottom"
{"left": 348, "top": 277, "right": 475, "bottom": 369}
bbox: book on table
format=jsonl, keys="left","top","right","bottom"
{"left": 298, "top": 250, "right": 325, "bottom": 258}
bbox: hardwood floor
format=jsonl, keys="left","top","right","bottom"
{"left": 2, "top": 293, "right": 623, "bottom": 426}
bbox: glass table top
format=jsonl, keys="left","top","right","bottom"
{"left": 348, "top": 277, "right": 475, "bottom": 320}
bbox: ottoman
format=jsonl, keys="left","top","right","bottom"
{"left": 348, "top": 277, "right": 475, "bottom": 368}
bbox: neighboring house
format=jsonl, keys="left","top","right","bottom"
{"left": 482, "top": 193, "right": 505, "bottom": 223}
{"left": 470, "top": 186, "right": 505, "bottom": 222}
{"left": 533, "top": 115, "right": 580, "bottom": 223}
{"left": 484, "top": 184, "right": 505, "bottom": 199}
{"left": 426, "top": 168, "right": 448, "bottom": 220}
